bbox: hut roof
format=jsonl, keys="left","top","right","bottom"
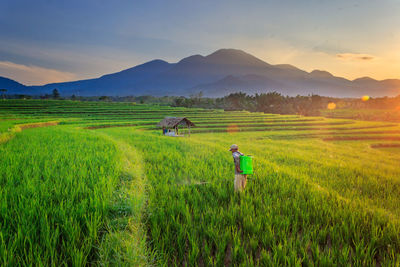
{"left": 157, "top": 117, "right": 195, "bottom": 128}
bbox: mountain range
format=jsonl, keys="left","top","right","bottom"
{"left": 1, "top": 49, "right": 400, "bottom": 98}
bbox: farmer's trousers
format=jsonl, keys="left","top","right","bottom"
{"left": 234, "top": 174, "right": 247, "bottom": 192}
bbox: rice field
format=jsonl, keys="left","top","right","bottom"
{"left": 1, "top": 100, "right": 400, "bottom": 266}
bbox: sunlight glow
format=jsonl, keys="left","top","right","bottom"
{"left": 361, "top": 95, "right": 370, "bottom": 102}
{"left": 227, "top": 124, "right": 239, "bottom": 134}
{"left": 327, "top": 102, "right": 336, "bottom": 110}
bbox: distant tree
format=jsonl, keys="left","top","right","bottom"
{"left": 189, "top": 91, "right": 204, "bottom": 105}
{"left": 17, "top": 94, "right": 31, "bottom": 100}
{"left": 40, "top": 94, "right": 51, "bottom": 99}
{"left": 173, "top": 97, "right": 185, "bottom": 107}
{"left": 99, "top": 96, "right": 111, "bottom": 101}
{"left": 52, "top": 89, "right": 60, "bottom": 99}
{"left": 71, "top": 94, "right": 77, "bottom": 101}
{"left": 0, "top": 89, "right": 7, "bottom": 100}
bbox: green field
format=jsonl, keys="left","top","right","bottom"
{"left": 1, "top": 100, "right": 400, "bottom": 266}
{"left": 322, "top": 107, "right": 400, "bottom": 123}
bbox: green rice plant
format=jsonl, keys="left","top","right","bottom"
{"left": 0, "top": 127, "right": 121, "bottom": 266}
{"left": 103, "top": 127, "right": 400, "bottom": 266}
{"left": 2, "top": 100, "right": 400, "bottom": 266}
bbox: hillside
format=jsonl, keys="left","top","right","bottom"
{"left": 1, "top": 49, "right": 400, "bottom": 97}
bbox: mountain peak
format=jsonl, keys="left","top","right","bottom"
{"left": 0, "top": 76, "right": 26, "bottom": 87}
{"left": 99, "top": 59, "right": 173, "bottom": 80}
{"left": 2, "top": 48, "right": 399, "bottom": 98}
{"left": 205, "top": 48, "right": 270, "bottom": 67}
{"left": 178, "top": 54, "right": 204, "bottom": 64}
{"left": 353, "top": 76, "right": 377, "bottom": 82}
{"left": 310, "top": 69, "right": 334, "bottom": 78}
{"left": 274, "top": 64, "right": 300, "bottom": 71}
{"left": 207, "top": 48, "right": 248, "bottom": 57}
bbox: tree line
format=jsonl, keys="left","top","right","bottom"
{"left": 172, "top": 92, "right": 400, "bottom": 115}
{"left": 3, "top": 88, "right": 400, "bottom": 116}
{"left": 172, "top": 92, "right": 337, "bottom": 116}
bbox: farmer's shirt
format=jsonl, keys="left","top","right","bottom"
{"left": 232, "top": 151, "right": 244, "bottom": 174}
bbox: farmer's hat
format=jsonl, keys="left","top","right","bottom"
{"left": 229, "top": 144, "right": 239, "bottom": 151}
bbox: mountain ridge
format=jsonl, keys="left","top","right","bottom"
{"left": 1, "top": 48, "right": 399, "bottom": 98}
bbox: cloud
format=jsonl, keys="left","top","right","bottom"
{"left": 0, "top": 61, "right": 77, "bottom": 85}
{"left": 336, "top": 53, "right": 376, "bottom": 61}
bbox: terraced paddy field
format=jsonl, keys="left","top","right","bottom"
{"left": 1, "top": 100, "right": 400, "bottom": 266}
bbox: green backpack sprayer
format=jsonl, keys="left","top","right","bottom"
{"left": 239, "top": 155, "right": 253, "bottom": 175}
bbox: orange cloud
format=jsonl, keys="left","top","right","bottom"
{"left": 336, "top": 53, "right": 376, "bottom": 61}
{"left": 0, "top": 61, "right": 77, "bottom": 85}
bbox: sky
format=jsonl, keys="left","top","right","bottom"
{"left": 0, "top": 0, "right": 399, "bottom": 85}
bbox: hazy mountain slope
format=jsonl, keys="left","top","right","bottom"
{"left": 1, "top": 48, "right": 399, "bottom": 97}
{"left": 0, "top": 77, "right": 29, "bottom": 94}
{"left": 29, "top": 59, "right": 174, "bottom": 96}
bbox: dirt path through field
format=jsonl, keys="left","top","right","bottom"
{"left": 94, "top": 132, "right": 150, "bottom": 266}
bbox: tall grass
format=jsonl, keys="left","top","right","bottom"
{"left": 0, "top": 127, "right": 119, "bottom": 265}
{"left": 96, "top": 133, "right": 150, "bottom": 266}
{"left": 105, "top": 128, "right": 400, "bottom": 266}
{"left": 2, "top": 100, "right": 400, "bottom": 266}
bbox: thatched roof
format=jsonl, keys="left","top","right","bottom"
{"left": 157, "top": 117, "right": 195, "bottom": 128}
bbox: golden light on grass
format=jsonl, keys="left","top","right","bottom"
{"left": 227, "top": 124, "right": 239, "bottom": 134}
{"left": 361, "top": 95, "right": 370, "bottom": 101}
{"left": 327, "top": 102, "right": 336, "bottom": 110}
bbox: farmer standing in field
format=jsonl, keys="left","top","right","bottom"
{"left": 230, "top": 144, "right": 247, "bottom": 192}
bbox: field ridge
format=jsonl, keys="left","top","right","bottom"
{"left": 96, "top": 133, "right": 151, "bottom": 266}
{"left": 0, "top": 120, "right": 59, "bottom": 144}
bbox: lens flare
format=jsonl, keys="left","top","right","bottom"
{"left": 227, "top": 124, "right": 239, "bottom": 134}
{"left": 361, "top": 95, "right": 370, "bottom": 101}
{"left": 327, "top": 102, "right": 336, "bottom": 110}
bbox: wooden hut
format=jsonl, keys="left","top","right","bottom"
{"left": 157, "top": 117, "right": 195, "bottom": 137}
